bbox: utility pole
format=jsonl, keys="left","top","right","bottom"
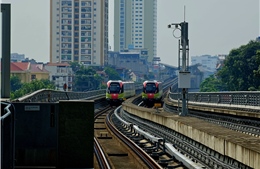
{"left": 1, "top": 4, "right": 11, "bottom": 99}
{"left": 168, "top": 19, "right": 190, "bottom": 116}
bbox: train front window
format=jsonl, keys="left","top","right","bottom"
{"left": 145, "top": 83, "right": 157, "bottom": 93}
{"left": 109, "top": 83, "right": 121, "bottom": 93}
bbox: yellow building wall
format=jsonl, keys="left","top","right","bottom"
{"left": 32, "top": 72, "right": 49, "bottom": 81}
{"left": 10, "top": 72, "right": 30, "bottom": 83}
{"left": 10, "top": 72, "right": 49, "bottom": 83}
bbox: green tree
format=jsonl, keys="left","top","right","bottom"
{"left": 73, "top": 66, "right": 102, "bottom": 91}
{"left": 94, "top": 73, "right": 103, "bottom": 89}
{"left": 253, "top": 50, "right": 260, "bottom": 78}
{"left": 217, "top": 40, "right": 260, "bottom": 91}
{"left": 69, "top": 61, "right": 81, "bottom": 73}
{"left": 199, "top": 75, "right": 226, "bottom": 92}
{"left": 11, "top": 79, "right": 55, "bottom": 100}
{"left": 104, "top": 67, "right": 121, "bottom": 80}
{"left": 144, "top": 72, "right": 155, "bottom": 80}
{"left": 10, "top": 76, "right": 22, "bottom": 92}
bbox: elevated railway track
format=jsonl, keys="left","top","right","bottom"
{"left": 121, "top": 92, "right": 259, "bottom": 169}
{"left": 94, "top": 106, "right": 162, "bottom": 169}
{"left": 1, "top": 79, "right": 260, "bottom": 168}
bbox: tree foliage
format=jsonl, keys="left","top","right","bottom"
{"left": 144, "top": 72, "right": 155, "bottom": 81}
{"left": 10, "top": 76, "right": 22, "bottom": 92}
{"left": 199, "top": 75, "right": 226, "bottom": 92}
{"left": 69, "top": 61, "right": 81, "bottom": 72}
{"left": 69, "top": 63, "right": 121, "bottom": 91}
{"left": 253, "top": 50, "right": 260, "bottom": 79}
{"left": 104, "top": 66, "right": 121, "bottom": 80}
{"left": 73, "top": 66, "right": 103, "bottom": 91}
{"left": 11, "top": 79, "right": 55, "bottom": 100}
{"left": 73, "top": 66, "right": 95, "bottom": 91}
{"left": 217, "top": 40, "right": 260, "bottom": 91}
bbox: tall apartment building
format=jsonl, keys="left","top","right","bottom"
{"left": 50, "top": 0, "right": 108, "bottom": 66}
{"left": 114, "top": 0, "right": 157, "bottom": 63}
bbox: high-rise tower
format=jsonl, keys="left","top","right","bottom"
{"left": 50, "top": 0, "right": 108, "bottom": 66}
{"left": 114, "top": 0, "right": 157, "bottom": 63}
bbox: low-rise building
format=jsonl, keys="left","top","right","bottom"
{"left": 30, "top": 63, "right": 50, "bottom": 81}
{"left": 191, "top": 55, "right": 219, "bottom": 73}
{"left": 11, "top": 53, "right": 25, "bottom": 62}
{"left": 108, "top": 50, "right": 149, "bottom": 76}
{"left": 0, "top": 62, "right": 49, "bottom": 83}
{"left": 45, "top": 63, "right": 73, "bottom": 91}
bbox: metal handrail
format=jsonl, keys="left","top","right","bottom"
{"left": 14, "top": 83, "right": 144, "bottom": 103}
{"left": 169, "top": 91, "right": 260, "bottom": 107}
{"left": 1, "top": 103, "right": 11, "bottom": 120}
{"left": 1, "top": 102, "right": 15, "bottom": 169}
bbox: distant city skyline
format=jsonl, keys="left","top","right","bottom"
{"left": 1, "top": 0, "right": 259, "bottom": 66}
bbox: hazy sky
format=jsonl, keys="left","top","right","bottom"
{"left": 1, "top": 0, "right": 259, "bottom": 66}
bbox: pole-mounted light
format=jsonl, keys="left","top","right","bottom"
{"left": 167, "top": 20, "right": 190, "bottom": 116}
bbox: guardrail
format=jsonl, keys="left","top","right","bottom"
{"left": 14, "top": 83, "right": 144, "bottom": 103}
{"left": 14, "top": 89, "right": 106, "bottom": 102}
{"left": 13, "top": 83, "right": 260, "bottom": 107}
{"left": 169, "top": 91, "right": 260, "bottom": 107}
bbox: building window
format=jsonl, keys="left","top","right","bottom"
{"left": 31, "top": 74, "right": 36, "bottom": 80}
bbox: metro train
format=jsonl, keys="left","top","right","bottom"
{"left": 106, "top": 80, "right": 136, "bottom": 106}
{"left": 142, "top": 80, "right": 163, "bottom": 107}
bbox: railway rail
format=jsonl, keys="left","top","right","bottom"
{"left": 124, "top": 81, "right": 250, "bottom": 168}
{"left": 113, "top": 106, "right": 203, "bottom": 169}
{"left": 94, "top": 105, "right": 162, "bottom": 169}
{"left": 120, "top": 106, "right": 254, "bottom": 169}
{"left": 122, "top": 93, "right": 257, "bottom": 169}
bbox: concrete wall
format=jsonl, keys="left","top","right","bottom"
{"left": 58, "top": 100, "right": 94, "bottom": 168}
{"left": 14, "top": 103, "right": 58, "bottom": 166}
{"left": 14, "top": 100, "right": 95, "bottom": 168}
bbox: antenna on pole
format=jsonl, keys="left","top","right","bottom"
{"left": 167, "top": 10, "right": 190, "bottom": 116}
{"left": 184, "top": 5, "right": 186, "bottom": 21}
